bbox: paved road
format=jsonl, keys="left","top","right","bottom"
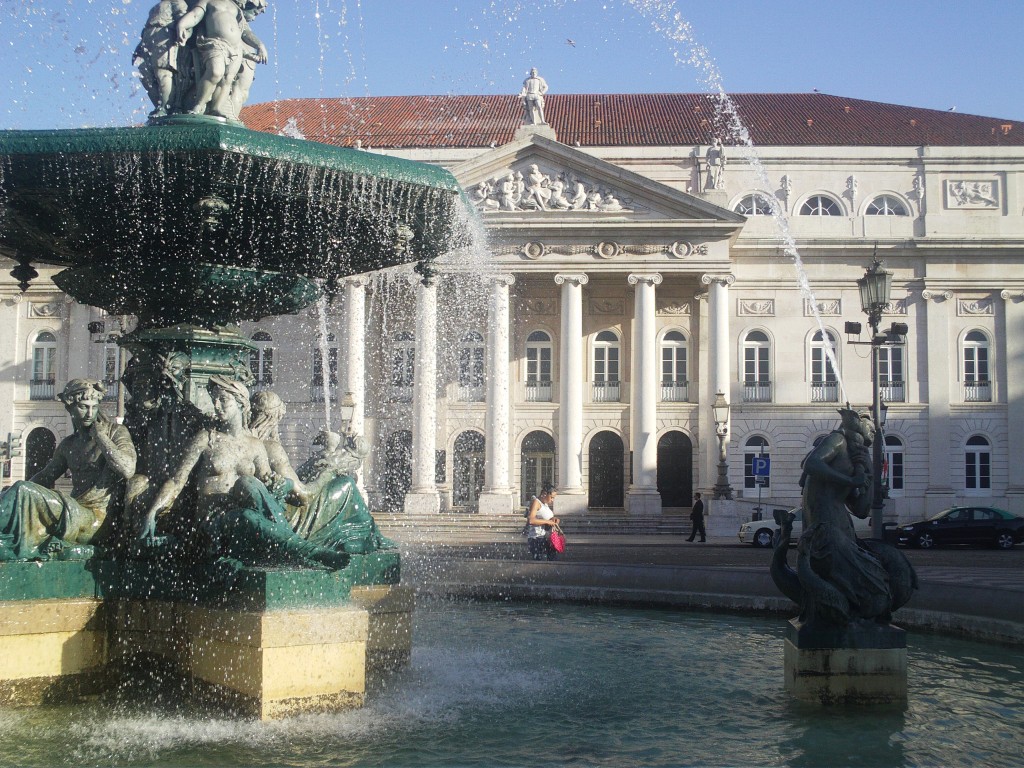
{"left": 404, "top": 534, "right": 1024, "bottom": 590}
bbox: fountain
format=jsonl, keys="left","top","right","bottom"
{"left": 0, "top": 0, "right": 467, "bottom": 719}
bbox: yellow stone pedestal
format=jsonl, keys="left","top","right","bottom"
{"left": 784, "top": 619, "right": 908, "bottom": 705}
{"left": 0, "top": 599, "right": 108, "bottom": 705}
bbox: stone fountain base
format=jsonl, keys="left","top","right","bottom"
{"left": 784, "top": 618, "right": 908, "bottom": 705}
{"left": 0, "top": 561, "right": 412, "bottom": 719}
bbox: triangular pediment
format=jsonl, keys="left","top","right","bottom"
{"left": 452, "top": 133, "right": 744, "bottom": 225}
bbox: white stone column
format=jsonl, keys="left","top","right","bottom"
{"left": 555, "top": 273, "right": 588, "bottom": 514}
{"left": 1001, "top": 290, "right": 1024, "bottom": 505}
{"left": 627, "top": 272, "right": 663, "bottom": 516}
{"left": 479, "top": 274, "right": 516, "bottom": 514}
{"left": 66, "top": 301, "right": 91, "bottom": 382}
{"left": 702, "top": 273, "right": 735, "bottom": 401}
{"left": 342, "top": 277, "right": 369, "bottom": 438}
{"left": 405, "top": 277, "right": 440, "bottom": 514}
{"left": 921, "top": 289, "right": 956, "bottom": 514}
{"left": 700, "top": 273, "right": 736, "bottom": 526}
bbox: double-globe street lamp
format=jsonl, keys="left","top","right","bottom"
{"left": 848, "top": 257, "right": 907, "bottom": 540}
{"left": 711, "top": 391, "right": 733, "bottom": 500}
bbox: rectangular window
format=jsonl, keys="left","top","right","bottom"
{"left": 661, "top": 347, "right": 687, "bottom": 384}
{"left": 391, "top": 348, "right": 414, "bottom": 387}
{"left": 32, "top": 348, "right": 55, "bottom": 381}
{"left": 526, "top": 346, "right": 552, "bottom": 382}
{"left": 744, "top": 453, "right": 770, "bottom": 490}
{"left": 966, "top": 451, "right": 991, "bottom": 490}
{"left": 964, "top": 347, "right": 989, "bottom": 383}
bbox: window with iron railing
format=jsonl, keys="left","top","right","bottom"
{"left": 525, "top": 330, "right": 553, "bottom": 403}
{"left": 810, "top": 330, "right": 839, "bottom": 402}
{"left": 661, "top": 331, "right": 688, "bottom": 402}
{"left": 593, "top": 330, "right": 620, "bottom": 402}
{"left": 878, "top": 347, "right": 905, "bottom": 402}
{"left": 962, "top": 330, "right": 991, "bottom": 402}
{"left": 743, "top": 330, "right": 771, "bottom": 402}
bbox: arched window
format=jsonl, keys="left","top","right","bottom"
{"left": 391, "top": 331, "right": 415, "bottom": 401}
{"left": 965, "top": 435, "right": 991, "bottom": 492}
{"left": 742, "top": 330, "right": 771, "bottom": 402}
{"left": 525, "top": 330, "right": 553, "bottom": 402}
{"left": 30, "top": 331, "right": 57, "bottom": 401}
{"left": 810, "top": 330, "right": 839, "bottom": 402}
{"left": 734, "top": 193, "right": 775, "bottom": 216}
{"left": 866, "top": 195, "right": 909, "bottom": 216}
{"left": 799, "top": 195, "right": 842, "bottom": 216}
{"left": 457, "top": 331, "right": 485, "bottom": 402}
{"left": 249, "top": 330, "right": 274, "bottom": 390}
{"left": 661, "top": 330, "right": 688, "bottom": 401}
{"left": 883, "top": 435, "right": 904, "bottom": 493}
{"left": 962, "top": 330, "right": 991, "bottom": 402}
{"left": 592, "top": 330, "right": 621, "bottom": 402}
{"left": 521, "top": 431, "right": 556, "bottom": 505}
{"left": 744, "top": 436, "right": 770, "bottom": 490}
{"left": 311, "top": 333, "right": 338, "bottom": 403}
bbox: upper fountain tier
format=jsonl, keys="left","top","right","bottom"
{"left": 0, "top": 120, "right": 466, "bottom": 327}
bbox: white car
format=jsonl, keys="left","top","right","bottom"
{"left": 738, "top": 508, "right": 871, "bottom": 547}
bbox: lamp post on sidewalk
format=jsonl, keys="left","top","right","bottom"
{"left": 850, "top": 257, "right": 906, "bottom": 540}
{"left": 711, "top": 391, "right": 733, "bottom": 500}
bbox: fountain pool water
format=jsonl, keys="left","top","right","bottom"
{"left": 0, "top": 599, "right": 1020, "bottom": 767}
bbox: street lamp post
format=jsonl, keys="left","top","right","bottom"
{"left": 711, "top": 391, "right": 733, "bottom": 500}
{"left": 339, "top": 391, "right": 356, "bottom": 436}
{"left": 854, "top": 257, "right": 902, "bottom": 540}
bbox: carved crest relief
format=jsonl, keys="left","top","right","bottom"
{"left": 945, "top": 179, "right": 999, "bottom": 209}
{"left": 471, "top": 162, "right": 634, "bottom": 213}
{"left": 958, "top": 297, "right": 994, "bottom": 316}
{"left": 804, "top": 298, "right": 841, "bottom": 316}
{"left": 657, "top": 299, "right": 692, "bottom": 316}
{"left": 738, "top": 299, "right": 775, "bottom": 316}
{"left": 518, "top": 298, "right": 557, "bottom": 315}
{"left": 28, "top": 301, "right": 62, "bottom": 318}
{"left": 589, "top": 299, "right": 625, "bottom": 315}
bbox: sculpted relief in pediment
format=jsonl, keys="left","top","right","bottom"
{"left": 470, "top": 162, "right": 634, "bottom": 214}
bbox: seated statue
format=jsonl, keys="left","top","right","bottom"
{"left": 0, "top": 379, "right": 137, "bottom": 561}
{"left": 138, "top": 375, "right": 348, "bottom": 570}
{"left": 772, "top": 408, "right": 917, "bottom": 628}
{"left": 249, "top": 391, "right": 395, "bottom": 555}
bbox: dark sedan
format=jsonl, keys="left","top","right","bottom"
{"left": 896, "top": 506, "right": 1024, "bottom": 549}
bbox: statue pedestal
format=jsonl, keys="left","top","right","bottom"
{"left": 784, "top": 619, "right": 908, "bottom": 705}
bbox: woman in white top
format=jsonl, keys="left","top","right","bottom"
{"left": 526, "top": 483, "right": 560, "bottom": 560}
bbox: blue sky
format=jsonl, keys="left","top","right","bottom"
{"left": 2, "top": 1, "right": 1022, "bottom": 129}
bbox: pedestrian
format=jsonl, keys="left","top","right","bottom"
{"left": 687, "top": 492, "right": 706, "bottom": 542}
{"left": 526, "top": 482, "right": 560, "bottom": 560}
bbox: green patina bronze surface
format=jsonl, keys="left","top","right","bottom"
{"left": 0, "top": 120, "right": 462, "bottom": 323}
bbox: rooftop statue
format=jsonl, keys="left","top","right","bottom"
{"left": 0, "top": 380, "right": 137, "bottom": 561}
{"left": 138, "top": 375, "right": 349, "bottom": 570}
{"left": 519, "top": 67, "right": 549, "bottom": 125}
{"left": 772, "top": 408, "right": 918, "bottom": 629}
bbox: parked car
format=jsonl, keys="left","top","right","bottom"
{"left": 738, "top": 507, "right": 873, "bottom": 547}
{"left": 895, "top": 506, "right": 1024, "bottom": 549}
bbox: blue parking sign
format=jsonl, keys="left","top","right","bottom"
{"left": 752, "top": 456, "right": 771, "bottom": 477}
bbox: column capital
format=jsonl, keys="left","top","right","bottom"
{"left": 701, "top": 273, "right": 736, "bottom": 287}
{"left": 555, "top": 273, "right": 589, "bottom": 287}
{"left": 1000, "top": 289, "right": 1024, "bottom": 302}
{"left": 921, "top": 288, "right": 953, "bottom": 301}
{"left": 627, "top": 272, "right": 663, "bottom": 287}
{"left": 344, "top": 276, "right": 371, "bottom": 289}
{"left": 488, "top": 273, "right": 517, "bottom": 288}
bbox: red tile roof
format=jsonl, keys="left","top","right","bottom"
{"left": 241, "top": 93, "right": 1024, "bottom": 149}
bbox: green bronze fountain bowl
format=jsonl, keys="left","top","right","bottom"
{"left": 0, "top": 119, "right": 463, "bottom": 324}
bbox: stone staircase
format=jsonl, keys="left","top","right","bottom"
{"left": 373, "top": 507, "right": 692, "bottom": 542}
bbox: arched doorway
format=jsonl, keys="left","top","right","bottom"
{"left": 453, "top": 431, "right": 485, "bottom": 511}
{"left": 25, "top": 428, "right": 56, "bottom": 480}
{"left": 520, "top": 430, "right": 555, "bottom": 505}
{"left": 589, "top": 431, "right": 624, "bottom": 508}
{"left": 657, "top": 431, "right": 693, "bottom": 508}
{"left": 382, "top": 430, "right": 412, "bottom": 512}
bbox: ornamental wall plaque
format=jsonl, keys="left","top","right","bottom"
{"left": 945, "top": 179, "right": 999, "bottom": 209}
{"left": 738, "top": 299, "right": 775, "bottom": 316}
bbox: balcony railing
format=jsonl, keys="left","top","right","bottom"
{"left": 661, "top": 380, "right": 689, "bottom": 402}
{"left": 525, "top": 379, "right": 553, "bottom": 403}
{"left": 101, "top": 380, "right": 119, "bottom": 402}
{"left": 743, "top": 381, "right": 772, "bottom": 403}
{"left": 963, "top": 380, "right": 992, "bottom": 403}
{"left": 311, "top": 381, "right": 338, "bottom": 403}
{"left": 810, "top": 381, "right": 839, "bottom": 403}
{"left": 456, "top": 384, "right": 485, "bottom": 402}
{"left": 880, "top": 380, "right": 905, "bottom": 403}
{"left": 592, "top": 380, "right": 621, "bottom": 403}
{"left": 390, "top": 384, "right": 413, "bottom": 403}
{"left": 30, "top": 378, "right": 56, "bottom": 401}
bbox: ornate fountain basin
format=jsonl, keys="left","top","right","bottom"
{"left": 0, "top": 120, "right": 463, "bottom": 324}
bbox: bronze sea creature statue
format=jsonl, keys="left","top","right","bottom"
{"left": 771, "top": 408, "right": 918, "bottom": 629}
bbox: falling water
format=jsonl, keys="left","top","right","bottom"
{"left": 625, "top": 0, "right": 848, "bottom": 401}
{"left": 315, "top": 293, "right": 333, "bottom": 428}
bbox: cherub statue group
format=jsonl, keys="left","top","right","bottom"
{"left": 0, "top": 376, "right": 393, "bottom": 572}
{"left": 134, "top": 0, "right": 269, "bottom": 121}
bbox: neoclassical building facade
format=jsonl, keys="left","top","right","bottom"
{"left": 3, "top": 91, "right": 1024, "bottom": 525}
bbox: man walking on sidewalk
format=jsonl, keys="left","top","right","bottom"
{"left": 687, "top": 493, "right": 706, "bottom": 542}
